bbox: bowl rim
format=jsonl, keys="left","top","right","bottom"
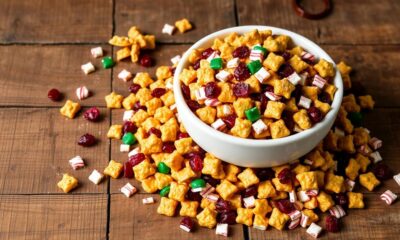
{"left": 173, "top": 25, "right": 343, "bottom": 147}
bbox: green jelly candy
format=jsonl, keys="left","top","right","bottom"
{"left": 245, "top": 107, "right": 261, "bottom": 122}
{"left": 102, "top": 56, "right": 114, "bottom": 69}
{"left": 190, "top": 178, "right": 206, "bottom": 189}
{"left": 160, "top": 185, "right": 170, "bottom": 197}
{"left": 348, "top": 112, "right": 363, "bottom": 127}
{"left": 122, "top": 132, "right": 136, "bottom": 145}
{"left": 210, "top": 58, "right": 223, "bottom": 70}
{"left": 247, "top": 60, "right": 262, "bottom": 74}
{"left": 157, "top": 162, "right": 170, "bottom": 174}
{"left": 253, "top": 45, "right": 267, "bottom": 55}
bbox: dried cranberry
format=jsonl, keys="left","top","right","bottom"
{"left": 181, "top": 84, "right": 191, "bottom": 99}
{"left": 281, "top": 52, "right": 292, "bottom": 61}
{"left": 233, "top": 82, "right": 250, "bottom": 97}
{"left": 148, "top": 127, "right": 162, "bottom": 138}
{"left": 326, "top": 215, "right": 340, "bottom": 232}
{"left": 133, "top": 102, "right": 146, "bottom": 111}
{"left": 275, "top": 199, "right": 295, "bottom": 214}
{"left": 202, "top": 175, "right": 220, "bottom": 187}
{"left": 180, "top": 217, "right": 195, "bottom": 231}
{"left": 292, "top": 84, "right": 303, "bottom": 102}
{"left": 77, "top": 133, "right": 97, "bottom": 147}
{"left": 372, "top": 163, "right": 393, "bottom": 180}
{"left": 139, "top": 54, "right": 153, "bottom": 67}
{"left": 162, "top": 142, "right": 175, "bottom": 153}
{"left": 177, "top": 132, "right": 190, "bottom": 139}
{"left": 252, "top": 93, "right": 268, "bottom": 113}
{"left": 204, "top": 82, "right": 221, "bottom": 98}
{"left": 234, "top": 62, "right": 251, "bottom": 81}
{"left": 318, "top": 92, "right": 331, "bottom": 103}
{"left": 193, "top": 59, "right": 201, "bottom": 70}
{"left": 232, "top": 46, "right": 250, "bottom": 59}
{"left": 123, "top": 161, "right": 134, "bottom": 178}
{"left": 277, "top": 168, "right": 293, "bottom": 184}
{"left": 201, "top": 48, "right": 215, "bottom": 59}
{"left": 277, "top": 64, "right": 295, "bottom": 78}
{"left": 151, "top": 88, "right": 167, "bottom": 98}
{"left": 128, "top": 83, "right": 141, "bottom": 94}
{"left": 333, "top": 193, "right": 348, "bottom": 206}
{"left": 128, "top": 153, "right": 146, "bottom": 167}
{"left": 122, "top": 121, "right": 137, "bottom": 134}
{"left": 255, "top": 168, "right": 275, "bottom": 181}
{"left": 216, "top": 198, "right": 231, "bottom": 213}
{"left": 186, "top": 100, "right": 202, "bottom": 111}
{"left": 47, "top": 88, "right": 62, "bottom": 101}
{"left": 243, "top": 185, "right": 258, "bottom": 198}
{"left": 264, "top": 85, "right": 274, "bottom": 93}
{"left": 83, "top": 107, "right": 100, "bottom": 122}
{"left": 222, "top": 115, "right": 236, "bottom": 129}
{"left": 186, "top": 190, "right": 202, "bottom": 202}
{"left": 282, "top": 111, "right": 295, "bottom": 132}
{"left": 189, "top": 155, "right": 203, "bottom": 172}
{"left": 217, "top": 210, "right": 237, "bottom": 224}
{"left": 307, "top": 106, "right": 323, "bottom": 123}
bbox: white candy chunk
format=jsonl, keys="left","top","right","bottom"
{"left": 297, "top": 191, "right": 311, "bottom": 202}
{"left": 298, "top": 96, "right": 312, "bottom": 109}
{"left": 88, "top": 170, "right": 104, "bottom": 185}
{"left": 306, "top": 223, "right": 322, "bottom": 238}
{"left": 120, "top": 144, "right": 130, "bottom": 152}
{"left": 207, "top": 52, "right": 220, "bottom": 62}
{"left": 287, "top": 72, "right": 302, "bottom": 85}
{"left": 162, "top": 24, "right": 175, "bottom": 35}
{"left": 300, "top": 213, "right": 309, "bottom": 228}
{"left": 253, "top": 225, "right": 267, "bottom": 231}
{"left": 170, "top": 55, "right": 181, "bottom": 65}
{"left": 191, "top": 187, "right": 203, "bottom": 192}
{"left": 243, "top": 196, "right": 255, "bottom": 208}
{"left": 289, "top": 191, "right": 298, "bottom": 203}
{"left": 216, "top": 223, "right": 228, "bottom": 237}
{"left": 288, "top": 210, "right": 302, "bottom": 220}
{"left": 142, "top": 197, "right": 155, "bottom": 205}
{"left": 394, "top": 173, "right": 400, "bottom": 186}
{"left": 222, "top": 104, "right": 233, "bottom": 116}
{"left": 227, "top": 57, "right": 240, "bottom": 68}
{"left": 370, "top": 151, "right": 382, "bottom": 163}
{"left": 252, "top": 119, "right": 268, "bottom": 135}
{"left": 312, "top": 75, "right": 327, "bottom": 89}
{"left": 369, "top": 137, "right": 382, "bottom": 150}
{"left": 120, "top": 183, "right": 137, "bottom": 198}
{"left": 211, "top": 118, "right": 226, "bottom": 131}
{"left": 76, "top": 86, "right": 90, "bottom": 100}
{"left": 265, "top": 91, "right": 281, "bottom": 101}
{"left": 91, "top": 47, "right": 103, "bottom": 58}
{"left": 304, "top": 159, "right": 313, "bottom": 165}
{"left": 195, "top": 87, "right": 207, "bottom": 101}
{"left": 128, "top": 147, "right": 140, "bottom": 157}
{"left": 345, "top": 179, "right": 355, "bottom": 192}
{"left": 205, "top": 98, "right": 221, "bottom": 107}
{"left": 206, "top": 194, "right": 219, "bottom": 202}
{"left": 69, "top": 156, "right": 85, "bottom": 170}
{"left": 118, "top": 69, "right": 133, "bottom": 82}
{"left": 81, "top": 62, "right": 95, "bottom": 74}
{"left": 216, "top": 70, "right": 232, "bottom": 82}
{"left": 180, "top": 225, "right": 191, "bottom": 232}
{"left": 123, "top": 110, "right": 134, "bottom": 122}
{"left": 380, "top": 190, "right": 398, "bottom": 205}
{"left": 254, "top": 67, "right": 271, "bottom": 84}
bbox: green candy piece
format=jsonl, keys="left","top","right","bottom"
{"left": 190, "top": 179, "right": 206, "bottom": 189}
{"left": 157, "top": 162, "right": 170, "bottom": 174}
{"left": 245, "top": 107, "right": 261, "bottom": 122}
{"left": 160, "top": 185, "right": 170, "bottom": 197}
{"left": 102, "top": 56, "right": 114, "bottom": 69}
{"left": 210, "top": 58, "right": 223, "bottom": 70}
{"left": 348, "top": 112, "right": 363, "bottom": 127}
{"left": 253, "top": 45, "right": 267, "bottom": 55}
{"left": 122, "top": 132, "right": 136, "bottom": 145}
{"left": 247, "top": 60, "right": 262, "bottom": 74}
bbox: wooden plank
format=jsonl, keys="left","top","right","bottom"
{"left": 109, "top": 193, "right": 245, "bottom": 240}
{"left": 0, "top": 45, "right": 112, "bottom": 107}
{"left": 237, "top": 0, "right": 400, "bottom": 44}
{"left": 0, "top": 108, "right": 110, "bottom": 194}
{"left": 0, "top": 194, "right": 107, "bottom": 240}
{"left": 114, "top": 0, "right": 236, "bottom": 44}
{"left": 0, "top": 0, "right": 112, "bottom": 43}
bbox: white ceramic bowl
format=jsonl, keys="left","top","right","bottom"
{"left": 173, "top": 26, "right": 343, "bottom": 168}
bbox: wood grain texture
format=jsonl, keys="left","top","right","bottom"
{"left": 114, "top": 0, "right": 237, "bottom": 43}
{"left": 109, "top": 193, "right": 245, "bottom": 240}
{"left": 237, "top": 0, "right": 400, "bottom": 44}
{"left": 0, "top": 45, "right": 112, "bottom": 107}
{"left": 0, "top": 194, "right": 107, "bottom": 240}
{"left": 0, "top": 108, "right": 110, "bottom": 194}
{"left": 0, "top": 0, "right": 113, "bottom": 43}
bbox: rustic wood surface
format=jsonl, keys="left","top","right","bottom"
{"left": 0, "top": 0, "right": 399, "bottom": 239}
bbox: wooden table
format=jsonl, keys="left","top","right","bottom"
{"left": 0, "top": 0, "right": 399, "bottom": 239}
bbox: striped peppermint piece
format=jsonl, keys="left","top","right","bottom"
{"left": 243, "top": 196, "right": 255, "bottom": 208}
{"left": 297, "top": 191, "right": 311, "bottom": 202}
{"left": 76, "top": 86, "right": 89, "bottom": 100}
{"left": 216, "top": 223, "right": 228, "bottom": 237}
{"left": 298, "top": 96, "right": 312, "bottom": 109}
{"left": 380, "top": 190, "right": 398, "bottom": 205}
{"left": 288, "top": 210, "right": 302, "bottom": 220}
{"left": 329, "top": 205, "right": 346, "bottom": 218}
{"left": 211, "top": 119, "right": 226, "bottom": 131}
{"left": 312, "top": 75, "right": 327, "bottom": 89}
{"left": 162, "top": 24, "right": 175, "bottom": 35}
{"left": 227, "top": 57, "right": 240, "bottom": 68}
{"left": 288, "top": 217, "right": 300, "bottom": 230}
{"left": 249, "top": 49, "right": 264, "bottom": 62}
{"left": 142, "top": 197, "right": 155, "bottom": 205}
{"left": 81, "top": 62, "right": 95, "bottom": 74}
{"left": 370, "top": 151, "right": 383, "bottom": 163}
{"left": 254, "top": 67, "right": 271, "bottom": 84}
{"left": 200, "top": 183, "right": 216, "bottom": 197}
{"left": 301, "top": 51, "right": 315, "bottom": 63}
{"left": 265, "top": 91, "right": 282, "bottom": 101}
{"left": 216, "top": 70, "right": 232, "bottom": 82}
{"left": 345, "top": 179, "right": 356, "bottom": 192}
{"left": 123, "top": 110, "right": 134, "bottom": 122}
{"left": 121, "top": 183, "right": 137, "bottom": 198}
{"left": 394, "top": 173, "right": 400, "bottom": 186}
{"left": 207, "top": 51, "right": 220, "bottom": 62}
{"left": 118, "top": 69, "right": 133, "bottom": 82}
{"left": 206, "top": 193, "right": 219, "bottom": 202}
{"left": 205, "top": 98, "right": 221, "bottom": 107}
{"left": 252, "top": 119, "right": 268, "bottom": 135}
{"left": 300, "top": 213, "right": 309, "bottom": 228}
{"left": 120, "top": 144, "right": 130, "bottom": 153}
{"left": 170, "top": 55, "right": 181, "bottom": 65}
{"left": 69, "top": 156, "right": 85, "bottom": 170}
{"left": 306, "top": 223, "right": 322, "bottom": 238}
{"left": 306, "top": 189, "right": 319, "bottom": 197}
{"left": 289, "top": 191, "right": 298, "bottom": 203}
{"left": 195, "top": 87, "right": 207, "bottom": 101}
{"left": 128, "top": 146, "right": 140, "bottom": 157}
{"left": 287, "top": 72, "right": 302, "bottom": 85}
{"left": 369, "top": 137, "right": 383, "bottom": 150}
{"left": 88, "top": 170, "right": 104, "bottom": 185}
{"left": 91, "top": 47, "right": 103, "bottom": 58}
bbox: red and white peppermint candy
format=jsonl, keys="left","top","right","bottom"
{"left": 288, "top": 210, "right": 302, "bottom": 220}
{"left": 76, "top": 86, "right": 89, "bottom": 100}
{"left": 329, "top": 205, "right": 346, "bottom": 218}
{"left": 88, "top": 169, "right": 104, "bottom": 185}
{"left": 120, "top": 183, "right": 137, "bottom": 198}
{"left": 289, "top": 191, "right": 298, "bottom": 203}
{"left": 370, "top": 151, "right": 382, "bottom": 163}
{"left": 306, "top": 223, "right": 322, "bottom": 238}
{"left": 205, "top": 98, "right": 221, "bottom": 107}
{"left": 300, "top": 213, "right": 309, "bottom": 228}
{"left": 380, "top": 190, "right": 397, "bottom": 205}
{"left": 81, "top": 62, "right": 95, "bottom": 74}
{"left": 345, "top": 179, "right": 356, "bottom": 192}
{"left": 118, "top": 69, "right": 133, "bottom": 82}
{"left": 298, "top": 96, "right": 312, "bottom": 109}
{"left": 287, "top": 72, "right": 302, "bottom": 85}
{"left": 211, "top": 118, "right": 226, "bottom": 131}
{"left": 252, "top": 119, "right": 268, "bottom": 135}
{"left": 91, "top": 47, "right": 103, "bottom": 58}
{"left": 265, "top": 91, "right": 281, "bottom": 101}
{"left": 216, "top": 70, "right": 232, "bottom": 82}
{"left": 254, "top": 67, "right": 271, "bottom": 84}
{"left": 205, "top": 193, "right": 219, "bottom": 202}
{"left": 200, "top": 183, "right": 215, "bottom": 198}
{"left": 227, "top": 57, "right": 240, "bottom": 68}
{"left": 312, "top": 75, "right": 327, "bottom": 89}
{"left": 297, "top": 191, "right": 311, "bottom": 202}
{"left": 288, "top": 217, "right": 300, "bottom": 230}
{"left": 69, "top": 156, "right": 85, "bottom": 170}
{"left": 243, "top": 196, "right": 255, "bottom": 208}
{"left": 306, "top": 189, "right": 319, "bottom": 197}
{"left": 216, "top": 223, "right": 228, "bottom": 237}
{"left": 195, "top": 87, "right": 207, "bottom": 101}
{"left": 394, "top": 173, "right": 400, "bottom": 187}
{"left": 249, "top": 49, "right": 264, "bottom": 62}
{"left": 369, "top": 137, "right": 382, "bottom": 150}
{"left": 301, "top": 51, "right": 315, "bottom": 63}
{"left": 142, "top": 197, "right": 155, "bottom": 205}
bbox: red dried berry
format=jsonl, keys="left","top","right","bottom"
{"left": 201, "top": 48, "right": 215, "bottom": 59}
{"left": 77, "top": 133, "right": 97, "bottom": 147}
{"left": 193, "top": 59, "right": 201, "bottom": 70}
{"left": 307, "top": 106, "right": 323, "bottom": 123}
{"left": 275, "top": 199, "right": 295, "bottom": 214}
{"left": 255, "top": 168, "right": 275, "bottom": 181}
{"left": 318, "top": 92, "right": 331, "bottom": 103}
{"left": 151, "top": 88, "right": 167, "bottom": 98}
{"left": 139, "top": 54, "right": 153, "bottom": 67}
{"left": 177, "top": 132, "right": 190, "bottom": 139}
{"left": 128, "top": 83, "right": 141, "bottom": 94}
{"left": 232, "top": 46, "right": 250, "bottom": 59}
{"left": 372, "top": 163, "right": 393, "bottom": 180}
{"left": 216, "top": 198, "right": 231, "bottom": 213}
{"left": 234, "top": 62, "right": 251, "bottom": 81}
{"left": 180, "top": 217, "right": 195, "bottom": 231}
{"left": 186, "top": 190, "right": 202, "bottom": 202}
{"left": 202, "top": 175, "right": 220, "bottom": 187}
{"left": 83, "top": 107, "right": 100, "bottom": 122}
{"left": 217, "top": 210, "right": 238, "bottom": 224}
{"left": 186, "top": 100, "right": 202, "bottom": 111}
{"left": 281, "top": 52, "right": 291, "bottom": 61}
{"left": 189, "top": 155, "right": 203, "bottom": 172}
{"left": 123, "top": 121, "right": 137, "bottom": 134}
{"left": 243, "top": 185, "right": 258, "bottom": 198}
{"left": 264, "top": 85, "right": 274, "bottom": 93}
{"left": 128, "top": 153, "right": 146, "bottom": 167}
{"left": 148, "top": 127, "right": 162, "bottom": 138}
{"left": 181, "top": 84, "right": 191, "bottom": 99}
{"left": 133, "top": 102, "right": 147, "bottom": 111}
{"left": 277, "top": 63, "right": 295, "bottom": 78}
{"left": 204, "top": 82, "right": 221, "bottom": 98}
{"left": 162, "top": 142, "right": 175, "bottom": 153}
{"left": 222, "top": 115, "right": 236, "bottom": 129}
{"left": 47, "top": 88, "right": 62, "bottom": 101}
{"left": 333, "top": 193, "right": 348, "bottom": 206}
{"left": 123, "top": 161, "right": 134, "bottom": 178}
{"left": 282, "top": 111, "right": 295, "bottom": 132}
{"left": 278, "top": 168, "right": 293, "bottom": 184}
{"left": 326, "top": 215, "right": 340, "bottom": 232}
{"left": 292, "top": 84, "right": 303, "bottom": 102}
{"left": 233, "top": 82, "right": 250, "bottom": 97}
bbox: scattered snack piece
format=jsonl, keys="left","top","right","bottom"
{"left": 359, "top": 172, "right": 380, "bottom": 191}
{"left": 76, "top": 86, "right": 90, "bottom": 100}
{"left": 162, "top": 24, "right": 175, "bottom": 35}
{"left": 180, "top": 217, "right": 195, "bottom": 232}
{"left": 175, "top": 18, "right": 192, "bottom": 33}
{"left": 91, "top": 46, "right": 103, "bottom": 58}
{"left": 142, "top": 197, "right": 155, "bottom": 204}
{"left": 60, "top": 100, "right": 81, "bottom": 119}
{"left": 118, "top": 69, "right": 133, "bottom": 82}
{"left": 306, "top": 222, "right": 322, "bottom": 238}
{"left": 104, "top": 160, "right": 123, "bottom": 179}
{"left": 105, "top": 92, "right": 124, "bottom": 108}
{"left": 69, "top": 156, "right": 85, "bottom": 170}
{"left": 81, "top": 62, "right": 95, "bottom": 74}
{"left": 216, "top": 223, "right": 228, "bottom": 237}
{"left": 380, "top": 190, "right": 397, "bottom": 205}
{"left": 88, "top": 170, "right": 104, "bottom": 185}
{"left": 348, "top": 192, "right": 364, "bottom": 208}
{"left": 57, "top": 173, "right": 78, "bottom": 193}
{"left": 120, "top": 182, "right": 137, "bottom": 197}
